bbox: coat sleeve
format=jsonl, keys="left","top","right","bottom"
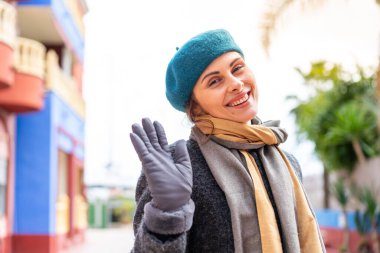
{"left": 131, "top": 172, "right": 192, "bottom": 253}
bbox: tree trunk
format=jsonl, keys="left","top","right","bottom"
{"left": 352, "top": 138, "right": 366, "bottom": 164}
{"left": 376, "top": 60, "right": 380, "bottom": 135}
{"left": 323, "top": 166, "right": 330, "bottom": 208}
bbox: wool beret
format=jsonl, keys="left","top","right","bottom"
{"left": 165, "top": 29, "right": 244, "bottom": 112}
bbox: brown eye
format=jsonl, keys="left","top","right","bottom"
{"left": 208, "top": 78, "right": 221, "bottom": 87}
{"left": 232, "top": 64, "right": 244, "bottom": 74}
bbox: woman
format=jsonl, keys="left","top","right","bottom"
{"left": 130, "top": 29, "right": 325, "bottom": 253}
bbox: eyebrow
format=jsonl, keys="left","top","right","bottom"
{"left": 201, "top": 71, "right": 219, "bottom": 83}
{"left": 201, "top": 57, "right": 242, "bottom": 83}
{"left": 230, "top": 57, "right": 241, "bottom": 67}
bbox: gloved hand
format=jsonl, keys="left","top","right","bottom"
{"left": 130, "top": 118, "right": 193, "bottom": 212}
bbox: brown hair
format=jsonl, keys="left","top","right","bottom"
{"left": 185, "top": 95, "right": 215, "bottom": 142}
{"left": 185, "top": 95, "right": 204, "bottom": 123}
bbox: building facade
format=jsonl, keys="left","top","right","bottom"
{"left": 0, "top": 0, "right": 88, "bottom": 252}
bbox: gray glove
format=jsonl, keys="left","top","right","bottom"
{"left": 130, "top": 118, "right": 193, "bottom": 212}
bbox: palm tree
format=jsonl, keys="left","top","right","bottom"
{"left": 262, "top": 1, "right": 380, "bottom": 213}
{"left": 289, "top": 61, "right": 379, "bottom": 210}
{"left": 261, "top": 0, "right": 380, "bottom": 133}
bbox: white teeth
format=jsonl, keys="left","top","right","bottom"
{"left": 230, "top": 93, "right": 249, "bottom": 106}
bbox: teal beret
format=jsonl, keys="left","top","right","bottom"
{"left": 165, "top": 29, "right": 244, "bottom": 112}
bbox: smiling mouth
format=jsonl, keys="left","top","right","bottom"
{"left": 227, "top": 92, "right": 250, "bottom": 107}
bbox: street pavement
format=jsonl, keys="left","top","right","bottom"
{"left": 62, "top": 224, "right": 338, "bottom": 253}
{"left": 62, "top": 224, "right": 134, "bottom": 253}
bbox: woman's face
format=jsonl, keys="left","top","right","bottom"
{"left": 192, "top": 51, "right": 258, "bottom": 123}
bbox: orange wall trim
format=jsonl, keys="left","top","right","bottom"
{"left": 0, "top": 72, "right": 44, "bottom": 113}
{"left": 12, "top": 235, "right": 57, "bottom": 253}
{"left": 0, "top": 43, "right": 14, "bottom": 89}
{"left": 0, "top": 235, "right": 11, "bottom": 253}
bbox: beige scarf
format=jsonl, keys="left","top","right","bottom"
{"left": 194, "top": 115, "right": 324, "bottom": 253}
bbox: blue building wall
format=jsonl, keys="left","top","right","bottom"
{"left": 50, "top": 0, "right": 85, "bottom": 62}
{"left": 17, "top": 0, "right": 85, "bottom": 62}
{"left": 52, "top": 91, "right": 84, "bottom": 160}
{"left": 14, "top": 92, "right": 84, "bottom": 234}
{"left": 17, "top": 0, "right": 51, "bottom": 5}
{"left": 315, "top": 208, "right": 376, "bottom": 231}
{"left": 13, "top": 96, "right": 54, "bottom": 234}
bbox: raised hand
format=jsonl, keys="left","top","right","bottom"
{"left": 130, "top": 118, "right": 192, "bottom": 211}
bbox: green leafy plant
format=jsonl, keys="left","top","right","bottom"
{"left": 355, "top": 211, "right": 372, "bottom": 253}
{"left": 109, "top": 195, "right": 136, "bottom": 224}
{"left": 326, "top": 100, "right": 378, "bottom": 164}
{"left": 331, "top": 178, "right": 351, "bottom": 252}
{"left": 289, "top": 61, "right": 379, "bottom": 172}
{"left": 353, "top": 186, "right": 380, "bottom": 253}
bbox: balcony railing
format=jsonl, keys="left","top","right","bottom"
{"left": 14, "top": 38, "right": 46, "bottom": 78}
{"left": 0, "top": 1, "right": 16, "bottom": 48}
{"left": 45, "top": 50, "right": 85, "bottom": 118}
{"left": 0, "top": 37, "right": 46, "bottom": 112}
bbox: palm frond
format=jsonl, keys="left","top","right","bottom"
{"left": 330, "top": 178, "right": 350, "bottom": 208}
{"left": 260, "top": 0, "right": 327, "bottom": 54}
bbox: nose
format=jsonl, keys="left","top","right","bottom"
{"left": 228, "top": 75, "right": 244, "bottom": 93}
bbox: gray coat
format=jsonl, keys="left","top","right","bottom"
{"left": 132, "top": 139, "right": 302, "bottom": 253}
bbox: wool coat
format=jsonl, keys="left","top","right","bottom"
{"left": 131, "top": 138, "right": 303, "bottom": 253}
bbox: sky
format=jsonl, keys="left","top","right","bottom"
{"left": 82, "top": 0, "right": 380, "bottom": 187}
